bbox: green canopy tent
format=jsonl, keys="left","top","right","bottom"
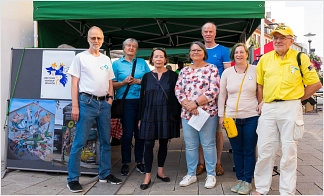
{"left": 33, "top": 1, "right": 265, "bottom": 62}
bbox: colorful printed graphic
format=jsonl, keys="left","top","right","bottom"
{"left": 8, "top": 99, "right": 56, "bottom": 161}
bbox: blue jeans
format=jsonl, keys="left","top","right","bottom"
{"left": 229, "top": 116, "right": 259, "bottom": 183}
{"left": 121, "top": 99, "right": 144, "bottom": 164}
{"left": 182, "top": 116, "right": 217, "bottom": 176}
{"left": 67, "top": 94, "right": 112, "bottom": 182}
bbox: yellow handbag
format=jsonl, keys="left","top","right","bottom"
{"left": 223, "top": 115, "right": 238, "bottom": 138}
{"left": 223, "top": 65, "right": 249, "bottom": 139}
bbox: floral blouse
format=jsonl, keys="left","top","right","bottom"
{"left": 175, "top": 63, "right": 220, "bottom": 120}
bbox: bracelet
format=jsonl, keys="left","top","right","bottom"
{"left": 194, "top": 100, "right": 199, "bottom": 107}
{"left": 108, "top": 96, "right": 113, "bottom": 100}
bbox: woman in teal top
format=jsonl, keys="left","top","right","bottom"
{"left": 112, "top": 38, "right": 151, "bottom": 176}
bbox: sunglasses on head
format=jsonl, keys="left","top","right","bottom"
{"left": 153, "top": 47, "right": 166, "bottom": 51}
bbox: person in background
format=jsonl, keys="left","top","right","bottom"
{"left": 175, "top": 61, "right": 184, "bottom": 74}
{"left": 166, "top": 65, "right": 173, "bottom": 71}
{"left": 218, "top": 43, "right": 259, "bottom": 195}
{"left": 175, "top": 41, "right": 220, "bottom": 189}
{"left": 196, "top": 22, "right": 231, "bottom": 176}
{"left": 112, "top": 38, "right": 151, "bottom": 176}
{"left": 66, "top": 26, "right": 122, "bottom": 193}
{"left": 138, "top": 48, "right": 181, "bottom": 190}
{"left": 251, "top": 25, "right": 322, "bottom": 195}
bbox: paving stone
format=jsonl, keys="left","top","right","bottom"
{"left": 296, "top": 182, "right": 323, "bottom": 195}
{"left": 297, "top": 175, "right": 323, "bottom": 183}
{"left": 313, "top": 165, "right": 323, "bottom": 173}
{"left": 1, "top": 111, "right": 322, "bottom": 195}
{"left": 0, "top": 183, "right": 31, "bottom": 195}
{"left": 297, "top": 165, "right": 323, "bottom": 176}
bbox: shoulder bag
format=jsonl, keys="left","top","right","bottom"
{"left": 111, "top": 59, "right": 137, "bottom": 119}
{"left": 223, "top": 65, "right": 249, "bottom": 138}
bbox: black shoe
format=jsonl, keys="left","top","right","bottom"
{"left": 121, "top": 164, "right": 129, "bottom": 176}
{"left": 140, "top": 180, "right": 151, "bottom": 190}
{"left": 99, "top": 174, "right": 122, "bottom": 184}
{"left": 156, "top": 173, "right": 170, "bottom": 182}
{"left": 136, "top": 163, "right": 146, "bottom": 174}
{"left": 67, "top": 181, "right": 83, "bottom": 193}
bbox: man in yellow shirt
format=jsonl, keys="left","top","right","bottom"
{"left": 252, "top": 25, "right": 322, "bottom": 195}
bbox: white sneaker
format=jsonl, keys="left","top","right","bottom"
{"left": 204, "top": 175, "right": 216, "bottom": 189}
{"left": 179, "top": 175, "right": 197, "bottom": 187}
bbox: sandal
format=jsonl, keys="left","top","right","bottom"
{"left": 216, "top": 163, "right": 224, "bottom": 176}
{"left": 196, "top": 163, "right": 206, "bottom": 175}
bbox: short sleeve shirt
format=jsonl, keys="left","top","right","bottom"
{"left": 68, "top": 50, "right": 115, "bottom": 96}
{"left": 206, "top": 44, "right": 231, "bottom": 77}
{"left": 256, "top": 49, "right": 320, "bottom": 103}
{"left": 112, "top": 56, "right": 151, "bottom": 99}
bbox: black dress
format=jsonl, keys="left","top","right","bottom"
{"left": 138, "top": 70, "right": 181, "bottom": 140}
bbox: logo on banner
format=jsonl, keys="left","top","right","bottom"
{"left": 45, "top": 62, "right": 68, "bottom": 87}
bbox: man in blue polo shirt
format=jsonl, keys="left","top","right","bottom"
{"left": 196, "top": 22, "right": 231, "bottom": 177}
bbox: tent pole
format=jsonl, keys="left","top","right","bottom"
{"left": 33, "top": 21, "right": 38, "bottom": 47}
{"left": 260, "top": 18, "right": 265, "bottom": 55}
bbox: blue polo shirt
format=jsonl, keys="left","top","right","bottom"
{"left": 112, "top": 56, "right": 150, "bottom": 99}
{"left": 206, "top": 44, "right": 231, "bottom": 77}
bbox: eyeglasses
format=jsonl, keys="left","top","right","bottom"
{"left": 272, "top": 36, "right": 292, "bottom": 41}
{"left": 153, "top": 47, "right": 166, "bottom": 51}
{"left": 274, "top": 26, "right": 287, "bottom": 30}
{"left": 125, "top": 44, "right": 138, "bottom": 49}
{"left": 190, "top": 49, "right": 203, "bottom": 53}
{"left": 89, "top": 37, "right": 103, "bottom": 41}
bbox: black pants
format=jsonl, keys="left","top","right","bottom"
{"left": 144, "top": 139, "right": 168, "bottom": 173}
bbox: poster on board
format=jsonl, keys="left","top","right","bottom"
{"left": 40, "top": 50, "right": 75, "bottom": 100}
{"left": 8, "top": 98, "right": 56, "bottom": 161}
{"left": 7, "top": 98, "right": 99, "bottom": 173}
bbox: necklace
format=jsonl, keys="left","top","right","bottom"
{"left": 234, "top": 64, "right": 248, "bottom": 73}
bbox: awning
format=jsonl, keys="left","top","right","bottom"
{"left": 33, "top": 1, "right": 265, "bottom": 62}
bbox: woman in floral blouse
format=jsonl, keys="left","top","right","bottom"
{"left": 175, "top": 41, "right": 220, "bottom": 189}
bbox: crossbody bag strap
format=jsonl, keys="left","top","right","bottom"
{"left": 150, "top": 71, "right": 168, "bottom": 99}
{"left": 233, "top": 64, "right": 249, "bottom": 119}
{"left": 121, "top": 59, "right": 137, "bottom": 100}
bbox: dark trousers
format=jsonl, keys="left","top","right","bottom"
{"left": 229, "top": 116, "right": 259, "bottom": 183}
{"left": 144, "top": 139, "right": 168, "bottom": 173}
{"left": 121, "top": 99, "right": 144, "bottom": 164}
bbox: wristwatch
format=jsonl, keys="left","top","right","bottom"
{"left": 108, "top": 96, "right": 113, "bottom": 100}
{"left": 194, "top": 100, "right": 199, "bottom": 107}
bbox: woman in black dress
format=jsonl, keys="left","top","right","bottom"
{"left": 138, "top": 48, "right": 181, "bottom": 190}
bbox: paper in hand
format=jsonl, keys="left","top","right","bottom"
{"left": 188, "top": 107, "right": 210, "bottom": 131}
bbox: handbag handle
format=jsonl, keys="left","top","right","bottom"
{"left": 150, "top": 71, "right": 168, "bottom": 100}
{"left": 121, "top": 59, "right": 137, "bottom": 100}
{"left": 225, "top": 64, "right": 249, "bottom": 120}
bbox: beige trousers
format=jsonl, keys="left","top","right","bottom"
{"left": 254, "top": 100, "right": 303, "bottom": 195}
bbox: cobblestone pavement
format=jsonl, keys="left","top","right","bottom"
{"left": 1, "top": 111, "right": 322, "bottom": 195}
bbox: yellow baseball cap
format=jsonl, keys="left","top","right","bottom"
{"left": 270, "top": 25, "right": 294, "bottom": 36}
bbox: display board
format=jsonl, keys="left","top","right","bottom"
{"left": 6, "top": 48, "right": 102, "bottom": 174}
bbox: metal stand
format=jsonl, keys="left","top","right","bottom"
{"left": 272, "top": 166, "right": 280, "bottom": 177}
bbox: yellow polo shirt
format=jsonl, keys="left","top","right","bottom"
{"left": 256, "top": 49, "right": 320, "bottom": 103}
